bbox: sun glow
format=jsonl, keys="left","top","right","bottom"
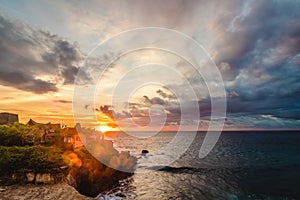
{"left": 95, "top": 109, "right": 118, "bottom": 133}
{"left": 96, "top": 125, "right": 112, "bottom": 133}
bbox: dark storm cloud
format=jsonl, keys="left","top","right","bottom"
{"left": 213, "top": 1, "right": 300, "bottom": 65}
{"left": 142, "top": 95, "right": 166, "bottom": 105}
{"left": 156, "top": 89, "right": 177, "bottom": 100}
{"left": 226, "top": 90, "right": 300, "bottom": 120}
{"left": 96, "top": 105, "right": 115, "bottom": 119}
{"left": 0, "top": 70, "right": 57, "bottom": 94}
{"left": 206, "top": 0, "right": 300, "bottom": 125}
{"left": 68, "top": 0, "right": 300, "bottom": 128}
{"left": 0, "top": 14, "right": 84, "bottom": 94}
{"left": 114, "top": 89, "right": 183, "bottom": 125}
{"left": 61, "top": 66, "right": 79, "bottom": 85}
{"left": 88, "top": 0, "right": 300, "bottom": 128}
{"left": 96, "top": 88, "right": 182, "bottom": 126}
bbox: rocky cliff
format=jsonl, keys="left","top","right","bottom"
{"left": 64, "top": 140, "right": 136, "bottom": 197}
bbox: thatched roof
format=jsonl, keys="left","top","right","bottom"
{"left": 27, "top": 118, "right": 37, "bottom": 126}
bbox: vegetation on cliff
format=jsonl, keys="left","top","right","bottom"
{"left": 0, "top": 122, "right": 136, "bottom": 197}
{"left": 0, "top": 146, "right": 64, "bottom": 173}
{"left": 0, "top": 123, "right": 64, "bottom": 177}
{"left": 0, "top": 123, "right": 42, "bottom": 146}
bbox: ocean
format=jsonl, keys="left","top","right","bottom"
{"left": 96, "top": 131, "right": 300, "bottom": 200}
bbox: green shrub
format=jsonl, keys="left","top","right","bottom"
{"left": 0, "top": 145, "right": 65, "bottom": 175}
{"left": 0, "top": 123, "right": 41, "bottom": 146}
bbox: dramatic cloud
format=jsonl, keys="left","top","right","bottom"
{"left": 99, "top": 88, "right": 184, "bottom": 127}
{"left": 97, "top": 105, "right": 114, "bottom": 119}
{"left": 1, "top": 0, "right": 300, "bottom": 128}
{"left": 156, "top": 89, "right": 177, "bottom": 100}
{"left": 0, "top": 14, "right": 84, "bottom": 94}
{"left": 0, "top": 71, "right": 57, "bottom": 94}
{"left": 162, "top": 0, "right": 300, "bottom": 127}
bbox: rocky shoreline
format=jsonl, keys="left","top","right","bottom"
{"left": 0, "top": 141, "right": 137, "bottom": 199}
{"left": 0, "top": 183, "right": 94, "bottom": 200}
{"left": 0, "top": 121, "right": 137, "bottom": 199}
{"left": 65, "top": 143, "right": 136, "bottom": 197}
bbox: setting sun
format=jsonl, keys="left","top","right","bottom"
{"left": 96, "top": 125, "right": 112, "bottom": 133}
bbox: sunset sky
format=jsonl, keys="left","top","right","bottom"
{"left": 0, "top": 0, "right": 299, "bottom": 130}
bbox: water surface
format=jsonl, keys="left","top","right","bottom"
{"left": 98, "top": 131, "right": 300, "bottom": 200}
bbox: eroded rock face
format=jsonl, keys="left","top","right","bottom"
{"left": 35, "top": 173, "right": 54, "bottom": 184}
{"left": 64, "top": 141, "right": 136, "bottom": 197}
{"left": 26, "top": 173, "right": 35, "bottom": 182}
{"left": 9, "top": 171, "right": 65, "bottom": 185}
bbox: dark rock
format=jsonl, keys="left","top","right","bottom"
{"left": 141, "top": 150, "right": 149, "bottom": 154}
{"left": 65, "top": 144, "right": 136, "bottom": 197}
{"left": 116, "top": 193, "right": 126, "bottom": 197}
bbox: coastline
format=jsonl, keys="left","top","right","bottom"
{"left": 0, "top": 144, "right": 136, "bottom": 199}
{"left": 0, "top": 122, "right": 137, "bottom": 198}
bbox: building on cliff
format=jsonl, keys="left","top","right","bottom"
{"left": 63, "top": 126, "right": 84, "bottom": 149}
{"left": 0, "top": 112, "right": 19, "bottom": 125}
{"left": 27, "top": 119, "right": 63, "bottom": 143}
{"left": 62, "top": 123, "right": 107, "bottom": 149}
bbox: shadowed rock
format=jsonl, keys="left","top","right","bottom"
{"left": 64, "top": 141, "right": 136, "bottom": 197}
{"left": 141, "top": 150, "right": 149, "bottom": 155}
